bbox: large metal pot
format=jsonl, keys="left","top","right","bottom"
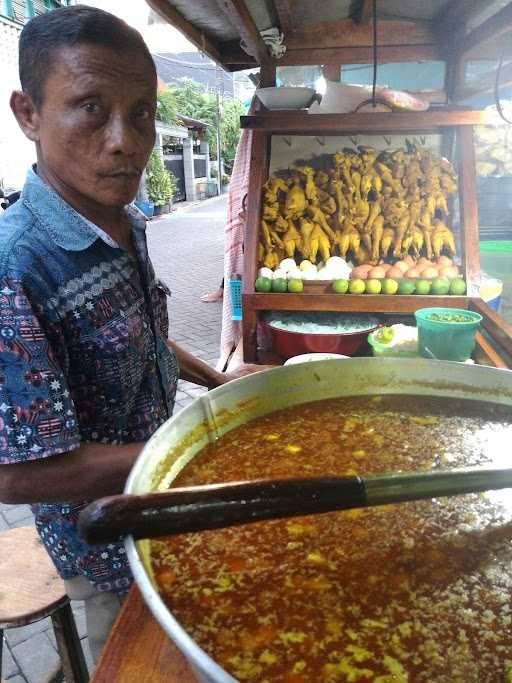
{"left": 124, "top": 358, "right": 512, "bottom": 683}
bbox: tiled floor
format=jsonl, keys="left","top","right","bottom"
{"left": 1, "top": 194, "right": 227, "bottom": 682}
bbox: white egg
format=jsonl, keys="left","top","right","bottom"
{"left": 299, "top": 260, "right": 315, "bottom": 272}
{"left": 287, "top": 268, "right": 303, "bottom": 280}
{"left": 329, "top": 265, "right": 351, "bottom": 279}
{"left": 301, "top": 270, "right": 318, "bottom": 280}
{"left": 272, "top": 268, "right": 287, "bottom": 280}
{"left": 279, "top": 258, "right": 297, "bottom": 273}
{"left": 317, "top": 267, "right": 333, "bottom": 280}
{"left": 326, "top": 256, "right": 348, "bottom": 270}
{"left": 258, "top": 267, "right": 274, "bottom": 279}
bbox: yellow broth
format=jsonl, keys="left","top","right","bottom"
{"left": 151, "top": 395, "right": 512, "bottom": 682}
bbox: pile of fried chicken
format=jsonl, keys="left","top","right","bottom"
{"left": 259, "top": 142, "right": 458, "bottom": 269}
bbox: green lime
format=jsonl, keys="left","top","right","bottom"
{"left": 332, "top": 279, "right": 349, "bottom": 294}
{"left": 255, "top": 276, "right": 272, "bottom": 292}
{"left": 348, "top": 278, "right": 366, "bottom": 295}
{"left": 381, "top": 278, "right": 398, "bottom": 295}
{"left": 365, "top": 278, "right": 382, "bottom": 295}
{"left": 415, "top": 279, "right": 431, "bottom": 295}
{"left": 430, "top": 277, "right": 450, "bottom": 296}
{"left": 397, "top": 278, "right": 415, "bottom": 295}
{"left": 376, "top": 326, "right": 394, "bottom": 343}
{"left": 450, "top": 278, "right": 467, "bottom": 295}
{"left": 271, "top": 278, "right": 288, "bottom": 293}
{"left": 288, "top": 278, "right": 304, "bottom": 293}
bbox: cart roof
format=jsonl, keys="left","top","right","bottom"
{"left": 146, "top": 0, "right": 512, "bottom": 76}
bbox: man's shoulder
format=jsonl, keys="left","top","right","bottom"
{"left": 0, "top": 197, "right": 50, "bottom": 276}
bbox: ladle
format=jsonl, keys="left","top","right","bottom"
{"left": 78, "top": 467, "right": 512, "bottom": 544}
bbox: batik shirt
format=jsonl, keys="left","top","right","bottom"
{"left": 0, "top": 168, "right": 179, "bottom": 593}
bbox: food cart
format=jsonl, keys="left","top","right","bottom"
{"left": 91, "top": 1, "right": 512, "bottom": 680}
{"left": 145, "top": 0, "right": 512, "bottom": 369}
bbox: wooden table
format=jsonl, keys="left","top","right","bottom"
{"left": 92, "top": 587, "right": 198, "bottom": 682}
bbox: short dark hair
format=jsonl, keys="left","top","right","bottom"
{"left": 19, "top": 5, "right": 156, "bottom": 108}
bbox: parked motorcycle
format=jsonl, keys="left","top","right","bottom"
{"left": 0, "top": 188, "right": 20, "bottom": 212}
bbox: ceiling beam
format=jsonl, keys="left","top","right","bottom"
{"left": 285, "top": 18, "right": 437, "bottom": 51}
{"left": 279, "top": 43, "right": 441, "bottom": 66}
{"left": 454, "top": 60, "right": 512, "bottom": 101}
{"left": 215, "top": 0, "right": 271, "bottom": 65}
{"left": 355, "top": 0, "right": 373, "bottom": 25}
{"left": 145, "top": 0, "right": 222, "bottom": 63}
{"left": 273, "top": 0, "right": 292, "bottom": 35}
{"left": 452, "top": 3, "right": 512, "bottom": 59}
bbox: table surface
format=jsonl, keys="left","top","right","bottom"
{"left": 91, "top": 586, "right": 199, "bottom": 682}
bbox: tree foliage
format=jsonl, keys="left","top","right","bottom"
{"left": 156, "top": 90, "right": 179, "bottom": 126}
{"left": 167, "top": 78, "right": 245, "bottom": 175}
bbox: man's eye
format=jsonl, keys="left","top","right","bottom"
{"left": 136, "top": 106, "right": 152, "bottom": 120}
{"left": 83, "top": 103, "right": 100, "bottom": 114}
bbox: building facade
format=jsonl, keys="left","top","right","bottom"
{"left": 0, "top": 1, "right": 73, "bottom": 189}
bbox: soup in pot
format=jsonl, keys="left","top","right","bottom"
{"left": 151, "top": 395, "right": 512, "bottom": 682}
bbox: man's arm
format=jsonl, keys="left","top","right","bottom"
{"left": 168, "top": 340, "right": 226, "bottom": 390}
{"left": 0, "top": 441, "right": 144, "bottom": 505}
{"left": 168, "top": 340, "right": 275, "bottom": 389}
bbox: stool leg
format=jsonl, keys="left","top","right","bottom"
{"left": 0, "top": 627, "right": 3, "bottom": 680}
{"left": 51, "top": 602, "right": 89, "bottom": 683}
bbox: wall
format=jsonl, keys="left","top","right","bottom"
{"left": 0, "top": 16, "right": 36, "bottom": 189}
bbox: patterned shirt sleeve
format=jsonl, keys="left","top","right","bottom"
{"left": 0, "top": 277, "right": 80, "bottom": 464}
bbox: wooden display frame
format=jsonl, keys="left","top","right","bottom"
{"left": 240, "top": 108, "right": 511, "bottom": 365}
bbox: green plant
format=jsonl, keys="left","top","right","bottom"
{"left": 146, "top": 150, "right": 177, "bottom": 206}
{"left": 156, "top": 90, "right": 179, "bottom": 126}
{"left": 169, "top": 78, "right": 246, "bottom": 175}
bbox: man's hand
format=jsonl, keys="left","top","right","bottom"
{"left": 221, "top": 364, "right": 276, "bottom": 385}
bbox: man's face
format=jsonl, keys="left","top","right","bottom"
{"left": 31, "top": 43, "right": 157, "bottom": 208}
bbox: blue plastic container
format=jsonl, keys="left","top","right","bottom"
{"left": 134, "top": 200, "right": 155, "bottom": 218}
{"left": 229, "top": 278, "right": 242, "bottom": 321}
{"left": 414, "top": 308, "right": 482, "bottom": 362}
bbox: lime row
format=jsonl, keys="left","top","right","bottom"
{"left": 365, "top": 278, "right": 382, "bottom": 295}
{"left": 271, "top": 278, "right": 288, "bottom": 293}
{"left": 381, "top": 278, "right": 398, "bottom": 295}
{"left": 288, "top": 278, "right": 304, "bottom": 293}
{"left": 255, "top": 276, "right": 272, "bottom": 293}
{"left": 449, "top": 278, "right": 467, "bottom": 295}
{"left": 349, "top": 278, "right": 366, "bottom": 295}
{"left": 430, "top": 277, "right": 450, "bottom": 296}
{"left": 332, "top": 279, "right": 349, "bottom": 294}
{"left": 397, "top": 279, "right": 415, "bottom": 295}
{"left": 415, "top": 279, "right": 431, "bottom": 295}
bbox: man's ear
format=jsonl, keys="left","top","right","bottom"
{"left": 10, "top": 90, "right": 40, "bottom": 142}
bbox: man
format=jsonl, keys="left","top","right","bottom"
{"left": 0, "top": 5, "right": 266, "bottom": 662}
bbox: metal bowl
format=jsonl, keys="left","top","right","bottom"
{"left": 124, "top": 358, "right": 512, "bottom": 683}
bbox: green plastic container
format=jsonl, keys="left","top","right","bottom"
{"left": 414, "top": 308, "right": 482, "bottom": 362}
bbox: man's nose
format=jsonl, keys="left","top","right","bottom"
{"left": 104, "top": 114, "right": 138, "bottom": 154}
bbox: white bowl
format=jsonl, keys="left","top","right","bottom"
{"left": 284, "top": 353, "right": 349, "bottom": 366}
{"left": 255, "top": 87, "right": 316, "bottom": 111}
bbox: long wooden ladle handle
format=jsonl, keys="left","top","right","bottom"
{"left": 77, "top": 467, "right": 512, "bottom": 544}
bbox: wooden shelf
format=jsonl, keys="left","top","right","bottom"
{"left": 240, "top": 109, "right": 489, "bottom": 135}
{"left": 243, "top": 293, "right": 469, "bottom": 314}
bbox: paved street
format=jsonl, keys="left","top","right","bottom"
{"left": 0, "top": 194, "right": 227, "bottom": 682}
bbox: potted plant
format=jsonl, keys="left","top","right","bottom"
{"left": 146, "top": 150, "right": 177, "bottom": 215}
